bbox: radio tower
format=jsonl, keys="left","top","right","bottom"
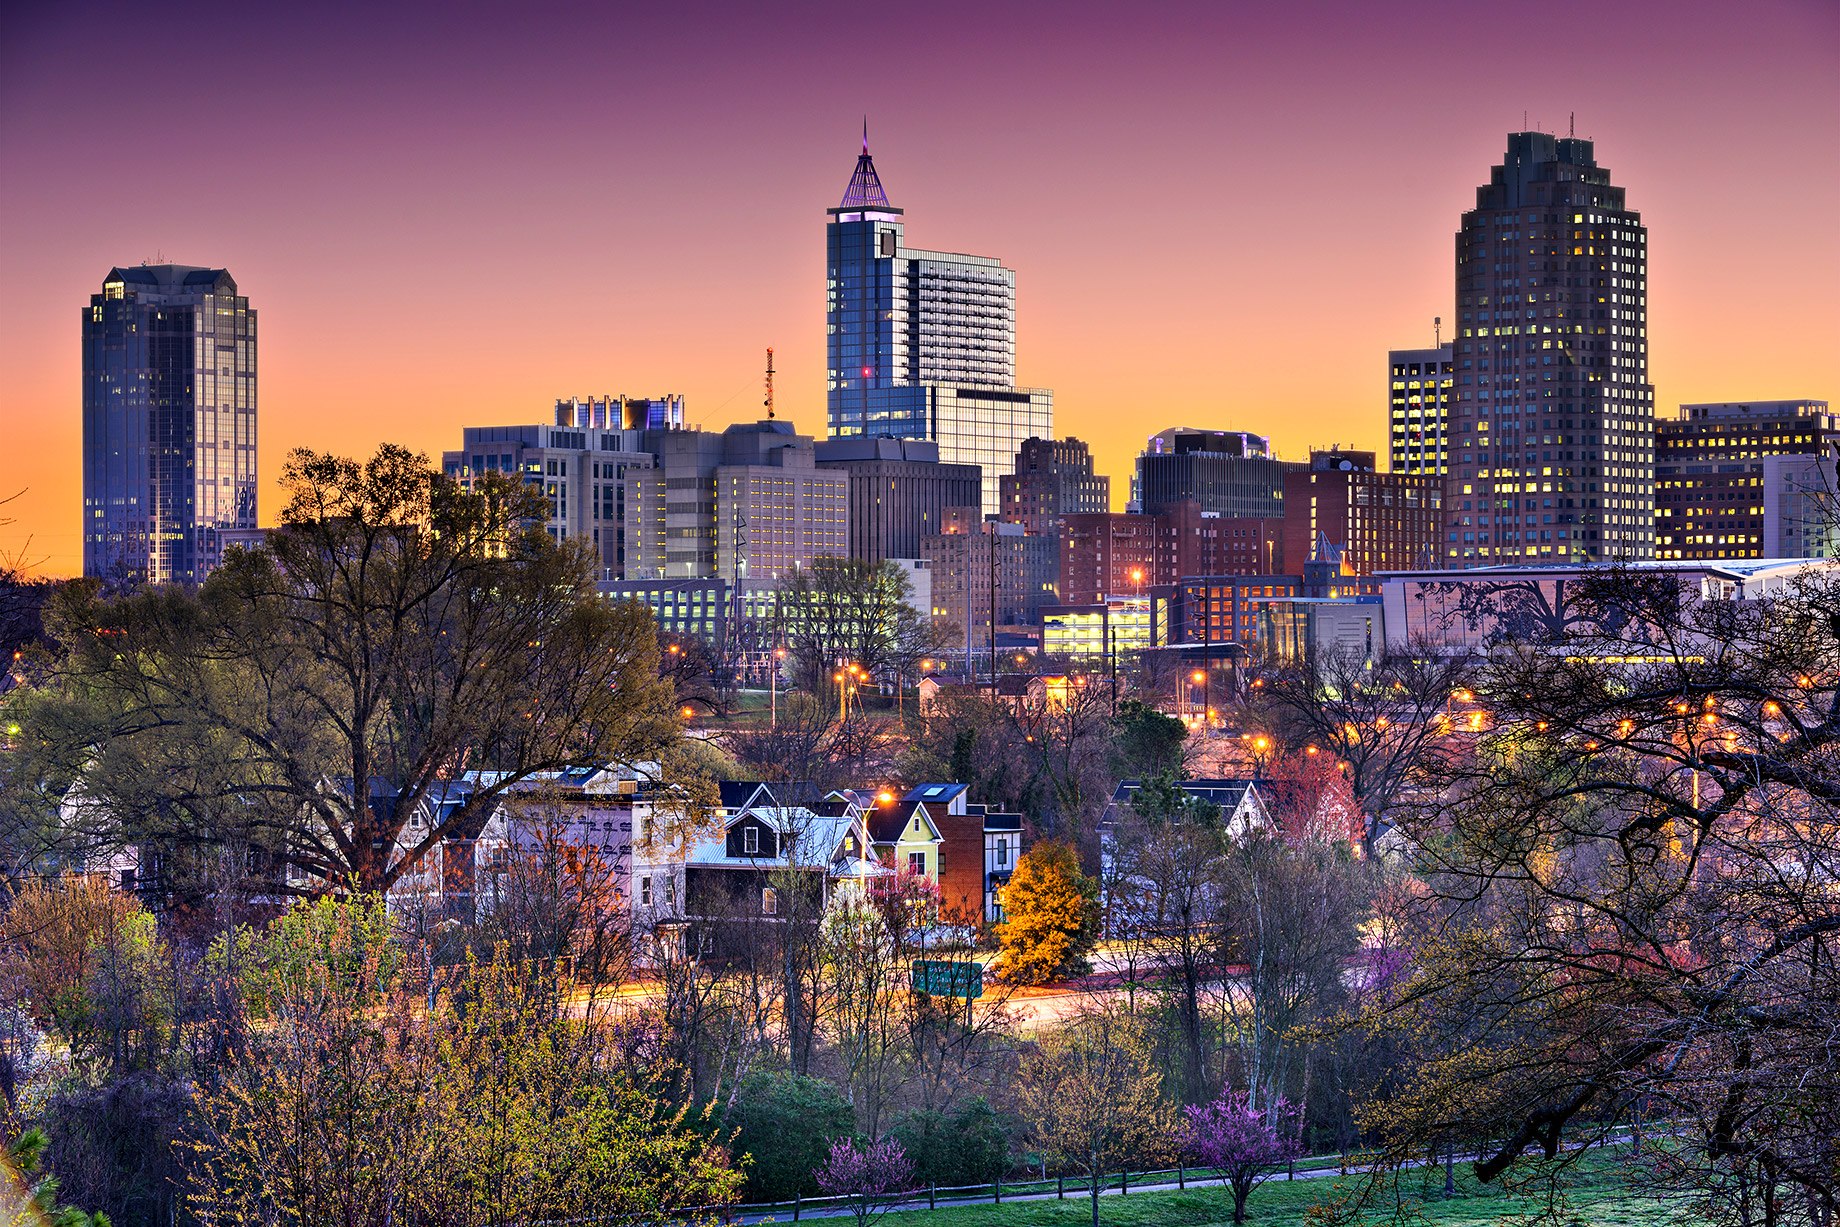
{"left": 764, "top": 347, "right": 776, "bottom": 420}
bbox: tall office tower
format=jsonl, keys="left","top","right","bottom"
{"left": 825, "top": 136, "right": 1052, "bottom": 517}
{"left": 83, "top": 265, "right": 256, "bottom": 583}
{"left": 1135, "top": 427, "right": 1306, "bottom": 519}
{"left": 630, "top": 419, "right": 848, "bottom": 585}
{"left": 1446, "top": 132, "right": 1654, "bottom": 567}
{"left": 999, "top": 436, "right": 1110, "bottom": 534}
{"left": 442, "top": 400, "right": 658, "bottom": 579}
{"left": 1282, "top": 449, "right": 1444, "bottom": 576}
{"left": 1654, "top": 399, "right": 1836, "bottom": 560}
{"left": 1389, "top": 344, "right": 1454, "bottom": 475}
{"left": 814, "top": 437, "right": 982, "bottom": 563}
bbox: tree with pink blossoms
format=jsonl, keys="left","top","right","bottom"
{"left": 1179, "top": 1090, "right": 1304, "bottom": 1223}
{"left": 812, "top": 1135, "right": 916, "bottom": 1226}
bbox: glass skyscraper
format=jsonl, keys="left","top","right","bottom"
{"left": 825, "top": 137, "right": 1051, "bottom": 516}
{"left": 1445, "top": 133, "right": 1654, "bottom": 567}
{"left": 83, "top": 265, "right": 256, "bottom": 584}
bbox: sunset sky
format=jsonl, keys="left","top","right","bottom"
{"left": 3, "top": 0, "right": 1835, "bottom": 576}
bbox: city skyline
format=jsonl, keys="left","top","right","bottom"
{"left": 3, "top": 0, "right": 1837, "bottom": 576}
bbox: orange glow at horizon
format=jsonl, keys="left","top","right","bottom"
{"left": 1, "top": 2, "right": 1834, "bottom": 577}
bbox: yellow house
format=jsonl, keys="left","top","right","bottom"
{"left": 866, "top": 798, "right": 944, "bottom": 887}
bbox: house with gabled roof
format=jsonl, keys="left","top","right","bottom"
{"left": 899, "top": 783, "right": 1028, "bottom": 924}
{"left": 630, "top": 792, "right": 886, "bottom": 964}
{"left": 865, "top": 799, "right": 944, "bottom": 887}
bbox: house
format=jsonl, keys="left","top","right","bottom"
{"left": 865, "top": 799, "right": 944, "bottom": 887}
{"left": 1100, "top": 777, "right": 1268, "bottom": 837}
{"left": 980, "top": 808, "right": 1024, "bottom": 922}
{"left": 630, "top": 786, "right": 886, "bottom": 964}
{"left": 899, "top": 783, "right": 1028, "bottom": 924}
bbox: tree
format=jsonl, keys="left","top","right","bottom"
{"left": 774, "top": 558, "right": 940, "bottom": 696}
{"left": 1111, "top": 700, "right": 1190, "bottom": 782}
{"left": 1018, "top": 1007, "right": 1168, "bottom": 1227}
{"left": 29, "top": 445, "right": 680, "bottom": 896}
{"left": 725, "top": 1072, "right": 854, "bottom": 1202}
{"left": 995, "top": 842, "right": 1098, "bottom": 986}
{"left": 186, "top": 895, "right": 740, "bottom": 1226}
{"left": 890, "top": 1098, "right": 1008, "bottom": 1190}
{"left": 1218, "top": 830, "right": 1368, "bottom": 1114}
{"left": 1257, "top": 641, "right": 1473, "bottom": 859}
{"left": 1110, "top": 772, "right": 1225, "bottom": 1103}
{"left": 811, "top": 1135, "right": 914, "bottom": 1226}
{"left": 3, "top": 1126, "right": 112, "bottom": 1227}
{"left": 1178, "top": 1089, "right": 1303, "bottom": 1224}
{"left": 1342, "top": 566, "right": 1840, "bottom": 1224}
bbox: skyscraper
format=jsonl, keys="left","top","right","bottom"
{"left": 1388, "top": 344, "right": 1453, "bottom": 475}
{"left": 825, "top": 134, "right": 1052, "bottom": 516}
{"left": 1654, "top": 399, "right": 1836, "bottom": 560}
{"left": 1445, "top": 133, "right": 1654, "bottom": 567}
{"left": 1134, "top": 428, "right": 1305, "bottom": 519}
{"left": 441, "top": 397, "right": 663, "bottom": 579}
{"left": 999, "top": 436, "right": 1110, "bottom": 535}
{"left": 83, "top": 265, "right": 256, "bottom": 584}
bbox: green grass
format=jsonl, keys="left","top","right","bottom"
{"left": 813, "top": 1152, "right": 1683, "bottom": 1227}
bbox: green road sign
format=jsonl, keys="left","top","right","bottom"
{"left": 912, "top": 959, "right": 983, "bottom": 999}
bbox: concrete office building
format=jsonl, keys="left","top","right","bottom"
{"left": 1389, "top": 344, "right": 1454, "bottom": 475}
{"left": 83, "top": 265, "right": 256, "bottom": 583}
{"left": 1000, "top": 436, "right": 1110, "bottom": 534}
{"left": 630, "top": 420, "right": 848, "bottom": 586}
{"left": 825, "top": 135, "right": 1052, "bottom": 516}
{"left": 444, "top": 399, "right": 658, "bottom": 579}
{"left": 1135, "top": 428, "right": 1305, "bottom": 519}
{"left": 813, "top": 437, "right": 981, "bottom": 563}
{"left": 922, "top": 511, "right": 1060, "bottom": 641}
{"left": 1282, "top": 449, "right": 1444, "bottom": 576}
{"left": 1447, "top": 132, "right": 1655, "bottom": 567}
{"left": 1655, "top": 400, "right": 1836, "bottom": 560}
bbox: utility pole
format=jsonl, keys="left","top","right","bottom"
{"left": 987, "top": 521, "right": 997, "bottom": 692}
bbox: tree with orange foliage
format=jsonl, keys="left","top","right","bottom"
{"left": 995, "top": 841, "right": 1098, "bottom": 986}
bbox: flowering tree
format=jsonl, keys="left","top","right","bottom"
{"left": 812, "top": 1136, "right": 915, "bottom": 1226}
{"left": 1179, "top": 1090, "right": 1303, "bottom": 1223}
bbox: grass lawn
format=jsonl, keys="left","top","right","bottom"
{"left": 852, "top": 1152, "right": 1682, "bottom": 1227}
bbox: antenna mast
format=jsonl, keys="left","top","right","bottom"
{"left": 764, "top": 347, "right": 775, "bottom": 420}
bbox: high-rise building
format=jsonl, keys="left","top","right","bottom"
{"left": 813, "top": 437, "right": 981, "bottom": 563}
{"left": 922, "top": 510, "right": 1060, "bottom": 636}
{"left": 825, "top": 136, "right": 1052, "bottom": 516}
{"left": 1389, "top": 344, "right": 1454, "bottom": 475}
{"left": 1446, "top": 132, "right": 1654, "bottom": 567}
{"left": 1282, "top": 449, "right": 1444, "bottom": 575}
{"left": 1135, "top": 428, "right": 1305, "bottom": 519}
{"left": 999, "top": 436, "right": 1110, "bottom": 534}
{"left": 1654, "top": 399, "right": 1836, "bottom": 560}
{"left": 442, "top": 400, "right": 659, "bottom": 579}
{"left": 83, "top": 265, "right": 256, "bottom": 583}
{"left": 630, "top": 420, "right": 848, "bottom": 585}
{"left": 1059, "top": 502, "right": 1286, "bottom": 606}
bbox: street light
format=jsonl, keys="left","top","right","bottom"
{"left": 770, "top": 647, "right": 786, "bottom": 729}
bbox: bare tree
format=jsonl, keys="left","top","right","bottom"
{"left": 1334, "top": 566, "right": 1840, "bottom": 1224}
{"left": 1257, "top": 640, "right": 1474, "bottom": 859}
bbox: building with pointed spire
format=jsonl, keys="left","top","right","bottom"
{"left": 825, "top": 132, "right": 1052, "bottom": 516}
{"left": 1444, "top": 132, "right": 1654, "bottom": 567}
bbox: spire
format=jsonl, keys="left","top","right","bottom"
{"left": 838, "top": 125, "right": 891, "bottom": 210}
